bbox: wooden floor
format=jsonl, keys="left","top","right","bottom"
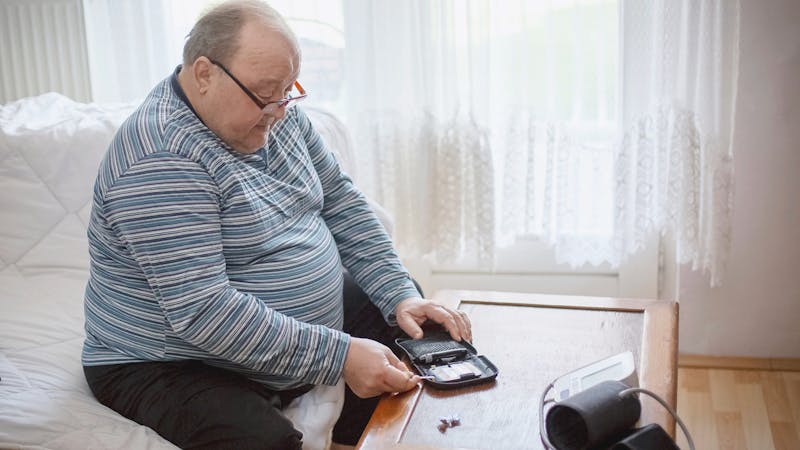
{"left": 676, "top": 367, "right": 800, "bottom": 450}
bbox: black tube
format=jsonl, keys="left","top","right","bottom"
{"left": 545, "top": 380, "right": 641, "bottom": 449}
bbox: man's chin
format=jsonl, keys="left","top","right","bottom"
{"left": 231, "top": 133, "right": 268, "bottom": 154}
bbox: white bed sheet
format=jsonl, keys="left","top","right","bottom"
{"left": 0, "top": 267, "right": 343, "bottom": 450}
{"left": 0, "top": 267, "right": 180, "bottom": 450}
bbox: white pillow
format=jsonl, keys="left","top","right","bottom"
{"left": 0, "top": 92, "right": 135, "bottom": 212}
{"left": 0, "top": 93, "right": 134, "bottom": 266}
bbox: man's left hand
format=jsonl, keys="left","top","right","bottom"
{"left": 394, "top": 297, "right": 472, "bottom": 342}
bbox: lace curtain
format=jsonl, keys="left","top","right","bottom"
{"left": 340, "top": 0, "right": 739, "bottom": 286}
{"left": 81, "top": 0, "right": 740, "bottom": 285}
{"left": 618, "top": 0, "right": 740, "bottom": 286}
{"left": 342, "top": 0, "right": 619, "bottom": 268}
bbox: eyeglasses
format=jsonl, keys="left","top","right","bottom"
{"left": 208, "top": 59, "right": 307, "bottom": 114}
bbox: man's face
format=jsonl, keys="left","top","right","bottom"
{"left": 203, "top": 21, "right": 300, "bottom": 154}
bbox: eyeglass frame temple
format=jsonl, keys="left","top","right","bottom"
{"left": 207, "top": 58, "right": 306, "bottom": 110}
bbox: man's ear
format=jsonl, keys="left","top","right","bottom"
{"left": 192, "top": 57, "right": 214, "bottom": 95}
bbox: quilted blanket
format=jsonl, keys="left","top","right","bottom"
{"left": 0, "top": 93, "right": 354, "bottom": 450}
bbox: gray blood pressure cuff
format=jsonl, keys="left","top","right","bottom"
{"left": 396, "top": 328, "right": 498, "bottom": 389}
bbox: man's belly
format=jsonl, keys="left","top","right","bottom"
{"left": 225, "top": 214, "right": 345, "bottom": 330}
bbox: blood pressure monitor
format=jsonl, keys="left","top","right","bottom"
{"left": 551, "top": 351, "right": 638, "bottom": 401}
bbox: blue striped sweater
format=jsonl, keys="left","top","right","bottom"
{"left": 82, "top": 74, "right": 419, "bottom": 389}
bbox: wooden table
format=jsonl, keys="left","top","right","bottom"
{"left": 357, "top": 289, "right": 678, "bottom": 450}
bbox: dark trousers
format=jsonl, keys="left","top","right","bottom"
{"left": 84, "top": 272, "right": 418, "bottom": 449}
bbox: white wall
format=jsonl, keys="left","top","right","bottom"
{"left": 677, "top": 0, "right": 800, "bottom": 358}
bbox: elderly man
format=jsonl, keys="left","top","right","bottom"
{"left": 81, "top": 1, "right": 471, "bottom": 449}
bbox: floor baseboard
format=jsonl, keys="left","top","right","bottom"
{"left": 679, "top": 353, "right": 800, "bottom": 371}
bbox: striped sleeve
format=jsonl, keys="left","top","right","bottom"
{"left": 102, "top": 151, "right": 350, "bottom": 385}
{"left": 296, "top": 110, "right": 421, "bottom": 324}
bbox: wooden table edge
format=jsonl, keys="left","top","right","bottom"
{"left": 357, "top": 289, "right": 679, "bottom": 448}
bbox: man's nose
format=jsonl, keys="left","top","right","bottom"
{"left": 271, "top": 105, "right": 288, "bottom": 120}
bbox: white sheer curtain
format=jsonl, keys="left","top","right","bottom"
{"left": 618, "top": 0, "right": 740, "bottom": 286}
{"left": 342, "top": 0, "right": 620, "bottom": 268}
{"left": 340, "top": 0, "right": 739, "bottom": 285}
{"left": 81, "top": 0, "right": 740, "bottom": 285}
{"left": 82, "top": 0, "right": 210, "bottom": 103}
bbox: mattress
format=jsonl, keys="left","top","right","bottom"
{"left": 0, "top": 93, "right": 346, "bottom": 450}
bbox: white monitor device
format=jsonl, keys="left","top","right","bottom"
{"left": 552, "top": 351, "right": 638, "bottom": 401}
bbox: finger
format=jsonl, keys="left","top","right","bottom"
{"left": 425, "top": 304, "right": 462, "bottom": 341}
{"left": 407, "top": 374, "right": 424, "bottom": 390}
{"left": 456, "top": 309, "right": 473, "bottom": 342}
{"left": 385, "top": 350, "right": 411, "bottom": 373}
{"left": 382, "top": 365, "right": 417, "bottom": 392}
{"left": 400, "top": 370, "right": 423, "bottom": 391}
{"left": 397, "top": 312, "right": 424, "bottom": 339}
{"left": 392, "top": 357, "right": 422, "bottom": 391}
{"left": 383, "top": 351, "right": 417, "bottom": 391}
{"left": 446, "top": 307, "right": 470, "bottom": 342}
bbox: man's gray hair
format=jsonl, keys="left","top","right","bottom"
{"left": 183, "top": 0, "right": 298, "bottom": 67}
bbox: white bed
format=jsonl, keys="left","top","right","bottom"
{"left": 0, "top": 93, "right": 384, "bottom": 450}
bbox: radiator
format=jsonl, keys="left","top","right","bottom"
{"left": 0, "top": 0, "right": 91, "bottom": 104}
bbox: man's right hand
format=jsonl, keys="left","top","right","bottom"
{"left": 342, "top": 337, "right": 421, "bottom": 398}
